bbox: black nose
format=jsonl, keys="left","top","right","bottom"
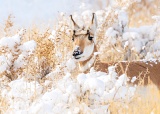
{"left": 73, "top": 49, "right": 82, "bottom": 56}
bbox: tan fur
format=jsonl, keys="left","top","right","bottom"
{"left": 70, "top": 14, "right": 160, "bottom": 88}
{"left": 73, "top": 33, "right": 94, "bottom": 53}
{"left": 94, "top": 57, "right": 160, "bottom": 86}
{"left": 78, "top": 46, "right": 160, "bottom": 88}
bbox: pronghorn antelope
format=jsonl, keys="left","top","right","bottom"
{"left": 70, "top": 13, "right": 160, "bottom": 87}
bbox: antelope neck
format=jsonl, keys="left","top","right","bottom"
{"left": 79, "top": 46, "right": 98, "bottom": 72}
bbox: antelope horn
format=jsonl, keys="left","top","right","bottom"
{"left": 91, "top": 13, "right": 98, "bottom": 27}
{"left": 89, "top": 13, "right": 98, "bottom": 33}
{"left": 70, "top": 15, "right": 80, "bottom": 30}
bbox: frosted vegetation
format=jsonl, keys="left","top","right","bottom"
{"left": 0, "top": 0, "right": 160, "bottom": 114}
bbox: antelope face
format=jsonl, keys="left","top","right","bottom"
{"left": 70, "top": 13, "right": 98, "bottom": 62}
{"left": 72, "top": 29, "right": 95, "bottom": 61}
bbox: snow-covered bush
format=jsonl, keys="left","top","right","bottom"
{"left": 2, "top": 78, "right": 43, "bottom": 114}
{"left": 0, "top": 29, "right": 37, "bottom": 80}
{"left": 3, "top": 66, "right": 136, "bottom": 114}
{"left": 95, "top": 8, "right": 160, "bottom": 61}
{"left": 0, "top": 0, "right": 160, "bottom": 114}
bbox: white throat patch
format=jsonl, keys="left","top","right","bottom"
{"left": 79, "top": 53, "right": 97, "bottom": 72}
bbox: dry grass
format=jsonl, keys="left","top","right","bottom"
{"left": 109, "top": 85, "right": 160, "bottom": 114}
{"left": 24, "top": 27, "right": 55, "bottom": 79}
{"left": 0, "top": 95, "right": 8, "bottom": 114}
{"left": 93, "top": 7, "right": 141, "bottom": 62}
{"left": 128, "top": 0, "right": 160, "bottom": 27}
{"left": 0, "top": 0, "right": 160, "bottom": 113}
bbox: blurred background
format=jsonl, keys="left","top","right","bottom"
{"left": 0, "top": 0, "right": 159, "bottom": 27}
{"left": 0, "top": 0, "right": 110, "bottom": 27}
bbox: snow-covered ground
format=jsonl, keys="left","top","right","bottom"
{"left": 1, "top": 67, "right": 136, "bottom": 114}
{"left": 0, "top": 0, "right": 160, "bottom": 114}
{"left": 0, "top": 29, "right": 137, "bottom": 113}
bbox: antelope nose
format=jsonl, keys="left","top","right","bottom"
{"left": 73, "top": 50, "right": 80, "bottom": 56}
{"left": 73, "top": 47, "right": 82, "bottom": 56}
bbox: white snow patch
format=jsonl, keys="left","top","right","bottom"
{"left": 66, "top": 58, "right": 76, "bottom": 71}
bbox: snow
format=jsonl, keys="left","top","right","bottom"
{"left": 66, "top": 58, "right": 76, "bottom": 71}
{"left": 0, "top": 2, "right": 160, "bottom": 113}
{"left": 0, "top": 35, "right": 21, "bottom": 51}
{"left": 102, "top": 9, "right": 160, "bottom": 59}
{"left": 4, "top": 78, "right": 43, "bottom": 113}
{"left": 47, "top": 68, "right": 131, "bottom": 113}
{"left": 20, "top": 40, "right": 37, "bottom": 53}
{"left": 0, "top": 30, "right": 37, "bottom": 76}
{"left": 0, "top": 56, "right": 8, "bottom": 73}
{"left": 118, "top": 10, "right": 128, "bottom": 28}
{"left": 131, "top": 76, "right": 137, "bottom": 83}
{"left": 77, "top": 73, "right": 87, "bottom": 85}
{"left": 13, "top": 54, "right": 27, "bottom": 70}
{"left": 0, "top": 66, "right": 137, "bottom": 114}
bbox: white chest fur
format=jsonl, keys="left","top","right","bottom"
{"left": 79, "top": 54, "right": 96, "bottom": 72}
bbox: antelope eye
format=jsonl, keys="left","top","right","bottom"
{"left": 88, "top": 36, "right": 93, "bottom": 40}
{"left": 72, "top": 37, "right": 74, "bottom": 41}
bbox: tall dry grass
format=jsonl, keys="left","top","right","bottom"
{"left": 0, "top": 93, "right": 8, "bottom": 114}
{"left": 0, "top": 0, "right": 160, "bottom": 113}
{"left": 128, "top": 0, "right": 160, "bottom": 27}
{"left": 109, "top": 85, "right": 160, "bottom": 114}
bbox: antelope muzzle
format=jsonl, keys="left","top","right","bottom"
{"left": 72, "top": 47, "right": 83, "bottom": 59}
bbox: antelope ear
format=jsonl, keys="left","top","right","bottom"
{"left": 90, "top": 13, "right": 98, "bottom": 33}
{"left": 70, "top": 15, "right": 80, "bottom": 30}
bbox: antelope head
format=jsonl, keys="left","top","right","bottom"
{"left": 70, "top": 13, "right": 98, "bottom": 62}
